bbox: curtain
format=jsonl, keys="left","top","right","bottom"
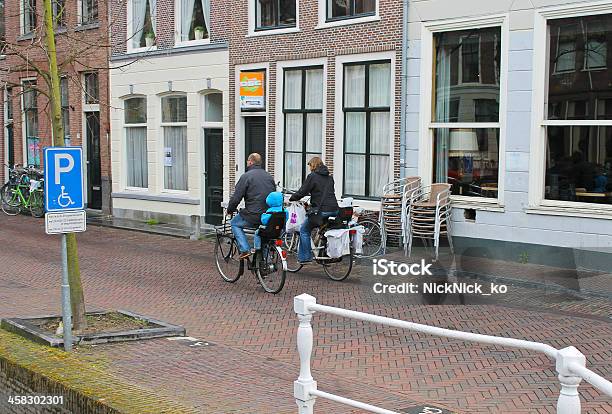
{"left": 284, "top": 153, "right": 302, "bottom": 191}
{"left": 369, "top": 63, "right": 391, "bottom": 107}
{"left": 306, "top": 113, "right": 322, "bottom": 153}
{"left": 345, "top": 154, "right": 365, "bottom": 196}
{"left": 285, "top": 114, "right": 302, "bottom": 151}
{"left": 344, "top": 65, "right": 365, "bottom": 107}
{"left": 435, "top": 38, "right": 451, "bottom": 184}
{"left": 132, "top": 0, "right": 147, "bottom": 48}
{"left": 284, "top": 70, "right": 302, "bottom": 109}
{"left": 181, "top": 0, "right": 196, "bottom": 41}
{"left": 370, "top": 112, "right": 389, "bottom": 154}
{"left": 345, "top": 112, "right": 366, "bottom": 153}
{"left": 149, "top": 0, "right": 157, "bottom": 33}
{"left": 164, "top": 126, "right": 188, "bottom": 190}
{"left": 127, "top": 127, "right": 148, "bottom": 188}
{"left": 201, "top": 0, "right": 210, "bottom": 34}
{"left": 305, "top": 69, "right": 323, "bottom": 109}
{"left": 369, "top": 155, "right": 389, "bottom": 197}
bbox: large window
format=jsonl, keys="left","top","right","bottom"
{"left": 256, "top": 0, "right": 296, "bottom": 31}
{"left": 131, "top": 0, "right": 156, "bottom": 49}
{"left": 283, "top": 67, "right": 323, "bottom": 190}
{"left": 328, "top": 0, "right": 375, "bottom": 22}
{"left": 81, "top": 0, "right": 98, "bottom": 25}
{"left": 545, "top": 14, "right": 611, "bottom": 205}
{"left": 179, "top": 0, "right": 210, "bottom": 42}
{"left": 432, "top": 27, "right": 501, "bottom": 199}
{"left": 22, "top": 0, "right": 36, "bottom": 35}
{"left": 162, "top": 96, "right": 188, "bottom": 191}
{"left": 343, "top": 61, "right": 390, "bottom": 198}
{"left": 22, "top": 81, "right": 40, "bottom": 167}
{"left": 125, "top": 97, "right": 148, "bottom": 188}
{"left": 60, "top": 77, "right": 70, "bottom": 144}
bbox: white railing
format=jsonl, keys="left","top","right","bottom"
{"left": 293, "top": 294, "right": 612, "bottom": 414}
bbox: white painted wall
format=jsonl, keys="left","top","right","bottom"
{"left": 110, "top": 50, "right": 230, "bottom": 219}
{"left": 405, "top": 0, "right": 612, "bottom": 250}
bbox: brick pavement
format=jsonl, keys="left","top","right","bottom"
{"left": 0, "top": 214, "right": 611, "bottom": 413}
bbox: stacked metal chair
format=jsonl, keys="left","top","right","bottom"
{"left": 379, "top": 177, "right": 421, "bottom": 253}
{"left": 405, "top": 183, "right": 453, "bottom": 261}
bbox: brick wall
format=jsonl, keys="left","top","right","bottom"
{"left": 0, "top": 0, "right": 113, "bottom": 212}
{"left": 212, "top": 0, "right": 403, "bottom": 191}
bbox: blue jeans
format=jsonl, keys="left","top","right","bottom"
{"left": 298, "top": 211, "right": 337, "bottom": 262}
{"left": 231, "top": 214, "right": 254, "bottom": 253}
{"left": 253, "top": 229, "right": 262, "bottom": 251}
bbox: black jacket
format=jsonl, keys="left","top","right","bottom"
{"left": 289, "top": 165, "right": 339, "bottom": 213}
{"left": 227, "top": 165, "right": 276, "bottom": 225}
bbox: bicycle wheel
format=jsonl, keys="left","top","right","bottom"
{"left": 255, "top": 244, "right": 286, "bottom": 294}
{"left": 356, "top": 219, "right": 383, "bottom": 258}
{"left": 283, "top": 231, "right": 303, "bottom": 273}
{"left": 1, "top": 185, "right": 22, "bottom": 216}
{"left": 215, "top": 235, "right": 243, "bottom": 283}
{"left": 29, "top": 191, "right": 45, "bottom": 218}
{"left": 323, "top": 245, "right": 354, "bottom": 282}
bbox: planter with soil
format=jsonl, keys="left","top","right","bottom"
{"left": 1, "top": 310, "right": 185, "bottom": 348}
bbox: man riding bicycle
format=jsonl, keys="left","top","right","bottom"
{"left": 227, "top": 153, "right": 276, "bottom": 259}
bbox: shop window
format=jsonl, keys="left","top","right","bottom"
{"left": 432, "top": 26, "right": 501, "bottom": 199}
{"left": 256, "top": 0, "right": 296, "bottom": 31}
{"left": 125, "top": 97, "right": 148, "bottom": 188}
{"left": 283, "top": 66, "right": 323, "bottom": 190}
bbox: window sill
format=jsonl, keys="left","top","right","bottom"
{"left": 175, "top": 38, "right": 210, "bottom": 48}
{"left": 17, "top": 33, "right": 35, "bottom": 41}
{"left": 112, "top": 191, "right": 199, "bottom": 205}
{"left": 247, "top": 27, "right": 300, "bottom": 37}
{"left": 450, "top": 198, "right": 505, "bottom": 213}
{"left": 75, "top": 22, "right": 100, "bottom": 32}
{"left": 127, "top": 45, "right": 158, "bottom": 54}
{"left": 316, "top": 15, "right": 380, "bottom": 30}
{"left": 526, "top": 203, "right": 612, "bottom": 220}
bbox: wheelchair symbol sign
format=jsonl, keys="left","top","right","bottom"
{"left": 44, "top": 147, "right": 84, "bottom": 212}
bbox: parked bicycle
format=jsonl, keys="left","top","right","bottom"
{"left": 1, "top": 164, "right": 45, "bottom": 217}
{"left": 214, "top": 206, "right": 287, "bottom": 294}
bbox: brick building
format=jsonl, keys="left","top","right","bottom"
{"left": 108, "top": 0, "right": 229, "bottom": 226}
{"left": 0, "top": 0, "right": 112, "bottom": 213}
{"left": 215, "top": 0, "right": 403, "bottom": 209}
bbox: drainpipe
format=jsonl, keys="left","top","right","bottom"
{"left": 399, "top": 0, "right": 410, "bottom": 178}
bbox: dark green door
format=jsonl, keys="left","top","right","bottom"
{"left": 245, "top": 116, "right": 266, "bottom": 168}
{"left": 204, "top": 129, "right": 223, "bottom": 225}
{"left": 85, "top": 112, "right": 102, "bottom": 210}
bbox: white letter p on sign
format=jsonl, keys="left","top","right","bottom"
{"left": 55, "top": 154, "right": 74, "bottom": 184}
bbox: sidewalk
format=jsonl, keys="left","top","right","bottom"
{"left": 1, "top": 214, "right": 610, "bottom": 413}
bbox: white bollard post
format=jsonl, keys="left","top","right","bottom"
{"left": 556, "top": 346, "right": 585, "bottom": 414}
{"left": 294, "top": 294, "right": 317, "bottom": 414}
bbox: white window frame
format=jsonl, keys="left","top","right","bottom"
{"left": 316, "top": 0, "right": 379, "bottom": 30}
{"left": 20, "top": 78, "right": 39, "bottom": 167}
{"left": 274, "top": 58, "right": 327, "bottom": 188}
{"left": 123, "top": 95, "right": 149, "bottom": 191}
{"left": 77, "top": 0, "right": 99, "bottom": 26}
{"left": 201, "top": 91, "right": 223, "bottom": 129}
{"left": 528, "top": 1, "right": 612, "bottom": 219}
{"left": 159, "top": 93, "right": 189, "bottom": 194}
{"left": 20, "top": 0, "right": 36, "bottom": 35}
{"left": 174, "top": 0, "right": 211, "bottom": 47}
{"left": 127, "top": 0, "right": 157, "bottom": 53}
{"left": 418, "top": 15, "right": 509, "bottom": 210}
{"left": 333, "top": 51, "right": 395, "bottom": 210}
{"left": 247, "top": 0, "right": 300, "bottom": 37}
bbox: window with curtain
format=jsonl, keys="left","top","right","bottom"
{"left": 180, "top": 0, "right": 210, "bottom": 41}
{"left": 81, "top": 0, "right": 98, "bottom": 25}
{"left": 84, "top": 72, "right": 99, "bottom": 104}
{"left": 22, "top": 0, "right": 36, "bottom": 34}
{"left": 283, "top": 66, "right": 323, "bottom": 190}
{"left": 131, "top": 0, "right": 156, "bottom": 48}
{"left": 125, "top": 97, "right": 148, "bottom": 188}
{"left": 328, "top": 0, "right": 375, "bottom": 22}
{"left": 545, "top": 14, "right": 611, "bottom": 206}
{"left": 162, "top": 96, "right": 188, "bottom": 191}
{"left": 22, "top": 81, "right": 40, "bottom": 167}
{"left": 432, "top": 27, "right": 501, "bottom": 199}
{"left": 60, "top": 77, "right": 70, "bottom": 144}
{"left": 256, "top": 0, "right": 296, "bottom": 31}
{"left": 343, "top": 61, "right": 390, "bottom": 198}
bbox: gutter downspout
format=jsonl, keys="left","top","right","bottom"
{"left": 399, "top": 0, "right": 410, "bottom": 178}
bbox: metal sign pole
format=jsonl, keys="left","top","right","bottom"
{"left": 60, "top": 233, "right": 73, "bottom": 352}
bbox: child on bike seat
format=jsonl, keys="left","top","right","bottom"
{"left": 253, "top": 191, "right": 287, "bottom": 252}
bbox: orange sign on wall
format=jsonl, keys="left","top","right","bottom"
{"left": 239, "top": 71, "right": 265, "bottom": 110}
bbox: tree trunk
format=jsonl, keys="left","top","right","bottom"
{"left": 43, "top": 0, "right": 88, "bottom": 331}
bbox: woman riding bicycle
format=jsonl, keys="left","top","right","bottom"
{"left": 289, "top": 157, "right": 339, "bottom": 265}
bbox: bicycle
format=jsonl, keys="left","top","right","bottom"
{"left": 1, "top": 166, "right": 45, "bottom": 218}
{"left": 352, "top": 207, "right": 383, "bottom": 258}
{"left": 214, "top": 209, "right": 288, "bottom": 294}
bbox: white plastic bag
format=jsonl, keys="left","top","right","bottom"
{"left": 286, "top": 202, "right": 306, "bottom": 233}
{"left": 351, "top": 225, "right": 365, "bottom": 254}
{"left": 324, "top": 229, "right": 351, "bottom": 258}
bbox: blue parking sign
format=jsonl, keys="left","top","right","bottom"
{"left": 44, "top": 147, "right": 84, "bottom": 212}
